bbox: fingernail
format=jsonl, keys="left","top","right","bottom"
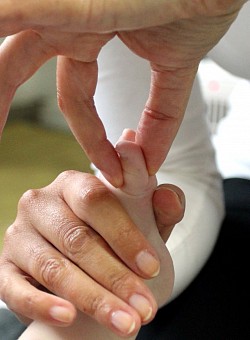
{"left": 129, "top": 294, "right": 153, "bottom": 322}
{"left": 111, "top": 311, "right": 136, "bottom": 335}
{"left": 156, "top": 187, "right": 185, "bottom": 209}
{"left": 170, "top": 189, "right": 185, "bottom": 209}
{"left": 49, "top": 306, "right": 74, "bottom": 323}
{"left": 136, "top": 250, "right": 160, "bottom": 277}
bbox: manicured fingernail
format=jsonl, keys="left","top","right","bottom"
{"left": 129, "top": 294, "right": 153, "bottom": 322}
{"left": 49, "top": 306, "right": 74, "bottom": 323}
{"left": 136, "top": 250, "right": 160, "bottom": 277}
{"left": 111, "top": 311, "right": 136, "bottom": 335}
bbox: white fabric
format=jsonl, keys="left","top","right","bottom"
{"left": 95, "top": 37, "right": 224, "bottom": 300}
{"left": 209, "top": 2, "right": 250, "bottom": 180}
{"left": 0, "top": 300, "right": 7, "bottom": 309}
{"left": 213, "top": 79, "right": 250, "bottom": 180}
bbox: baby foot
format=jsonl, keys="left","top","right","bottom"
{"left": 100, "top": 129, "right": 174, "bottom": 307}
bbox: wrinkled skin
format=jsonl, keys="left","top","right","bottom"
{"left": 16, "top": 130, "right": 184, "bottom": 339}
{"left": 0, "top": 0, "right": 246, "bottom": 186}
{"left": 0, "top": 163, "right": 184, "bottom": 336}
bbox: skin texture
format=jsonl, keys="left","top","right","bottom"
{"left": 102, "top": 130, "right": 176, "bottom": 307}
{"left": 0, "top": 134, "right": 184, "bottom": 336}
{"left": 17, "top": 129, "right": 180, "bottom": 338}
{"left": 0, "top": 0, "right": 246, "bottom": 186}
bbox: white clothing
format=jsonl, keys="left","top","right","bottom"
{"left": 213, "top": 79, "right": 250, "bottom": 180}
{"left": 0, "top": 301, "right": 7, "bottom": 309}
{"left": 209, "top": 1, "right": 250, "bottom": 180}
{"left": 95, "top": 0, "right": 250, "bottom": 298}
{"left": 95, "top": 38, "right": 224, "bottom": 300}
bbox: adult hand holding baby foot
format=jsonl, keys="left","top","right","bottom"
{"left": 101, "top": 129, "right": 176, "bottom": 309}
{"left": 1, "top": 128, "right": 184, "bottom": 338}
{"left": 0, "top": 161, "right": 184, "bottom": 339}
{"left": 15, "top": 129, "right": 183, "bottom": 339}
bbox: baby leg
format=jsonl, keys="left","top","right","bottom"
{"left": 101, "top": 129, "right": 174, "bottom": 307}
{"left": 19, "top": 131, "right": 174, "bottom": 339}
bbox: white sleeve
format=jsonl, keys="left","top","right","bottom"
{"left": 160, "top": 76, "right": 224, "bottom": 300}
{"left": 212, "top": 79, "right": 250, "bottom": 180}
{"left": 208, "top": 1, "right": 250, "bottom": 80}
{"left": 95, "top": 37, "right": 224, "bottom": 300}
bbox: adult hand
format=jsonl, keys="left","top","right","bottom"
{"left": 0, "top": 0, "right": 245, "bottom": 34}
{"left": 0, "top": 170, "right": 184, "bottom": 333}
{"left": 0, "top": 1, "right": 245, "bottom": 182}
{"left": 119, "top": 0, "right": 246, "bottom": 174}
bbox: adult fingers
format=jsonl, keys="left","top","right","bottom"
{"left": 0, "top": 31, "right": 55, "bottom": 135}
{"left": 136, "top": 65, "right": 197, "bottom": 175}
{"left": 0, "top": 263, "right": 77, "bottom": 326}
{"left": 57, "top": 56, "right": 123, "bottom": 187}
{"left": 39, "top": 170, "right": 159, "bottom": 279}
{"left": 48, "top": 171, "right": 160, "bottom": 279}
{"left": 0, "top": 29, "right": 122, "bottom": 186}
{"left": 16, "top": 180, "right": 158, "bottom": 323}
{"left": 1, "top": 227, "right": 142, "bottom": 336}
{"left": 153, "top": 184, "right": 185, "bottom": 242}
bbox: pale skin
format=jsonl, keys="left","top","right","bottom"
{"left": 0, "top": 0, "right": 246, "bottom": 186}
{"left": 0, "top": 0, "right": 245, "bottom": 335}
{"left": 18, "top": 129, "right": 177, "bottom": 339}
{"left": 0, "top": 139, "right": 184, "bottom": 337}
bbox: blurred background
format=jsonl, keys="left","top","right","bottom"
{"left": 0, "top": 56, "right": 91, "bottom": 249}
{"left": 0, "top": 45, "right": 247, "bottom": 249}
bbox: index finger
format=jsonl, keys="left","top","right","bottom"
{"left": 56, "top": 56, "right": 123, "bottom": 188}
{"left": 56, "top": 171, "right": 160, "bottom": 279}
{"left": 136, "top": 64, "right": 197, "bottom": 175}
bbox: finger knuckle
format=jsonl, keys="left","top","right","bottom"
{"left": 110, "top": 271, "right": 137, "bottom": 295}
{"left": 18, "top": 188, "right": 41, "bottom": 212}
{"left": 144, "top": 105, "right": 178, "bottom": 122}
{"left": 85, "top": 295, "right": 108, "bottom": 317}
{"left": 3, "top": 223, "right": 20, "bottom": 245}
{"left": 79, "top": 180, "right": 113, "bottom": 207}
{"left": 20, "top": 291, "right": 43, "bottom": 318}
{"left": 3, "top": 222, "right": 29, "bottom": 253}
{"left": 0, "top": 274, "right": 12, "bottom": 303}
{"left": 55, "top": 170, "right": 78, "bottom": 184}
{"left": 113, "top": 222, "right": 136, "bottom": 244}
{"left": 63, "top": 225, "right": 96, "bottom": 259}
{"left": 90, "top": 296, "right": 105, "bottom": 315}
{"left": 39, "top": 256, "right": 69, "bottom": 288}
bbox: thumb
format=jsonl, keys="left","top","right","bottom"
{"left": 153, "top": 184, "right": 185, "bottom": 242}
{"left": 136, "top": 65, "right": 197, "bottom": 175}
